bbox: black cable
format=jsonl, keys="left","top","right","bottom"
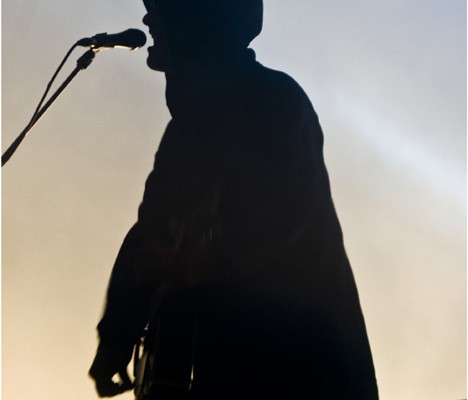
{"left": 28, "top": 42, "right": 80, "bottom": 128}
{"left": 2, "top": 41, "right": 83, "bottom": 166}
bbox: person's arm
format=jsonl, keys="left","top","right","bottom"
{"left": 89, "top": 122, "right": 182, "bottom": 396}
{"left": 88, "top": 225, "right": 153, "bottom": 397}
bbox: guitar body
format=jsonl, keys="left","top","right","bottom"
{"left": 133, "top": 282, "right": 294, "bottom": 400}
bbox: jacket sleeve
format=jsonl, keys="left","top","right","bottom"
{"left": 96, "top": 224, "right": 152, "bottom": 347}
{"left": 96, "top": 120, "right": 182, "bottom": 347}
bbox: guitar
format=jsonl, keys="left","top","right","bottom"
{"left": 133, "top": 199, "right": 222, "bottom": 399}
{"left": 133, "top": 294, "right": 199, "bottom": 400}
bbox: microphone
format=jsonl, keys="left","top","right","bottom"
{"left": 77, "top": 29, "right": 147, "bottom": 50}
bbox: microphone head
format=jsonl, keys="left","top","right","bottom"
{"left": 78, "top": 29, "right": 147, "bottom": 49}
{"left": 113, "top": 29, "right": 147, "bottom": 49}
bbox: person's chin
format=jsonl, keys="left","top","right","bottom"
{"left": 146, "top": 46, "right": 167, "bottom": 72}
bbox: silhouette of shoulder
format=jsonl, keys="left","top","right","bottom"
{"left": 254, "top": 64, "right": 313, "bottom": 113}
{"left": 239, "top": 62, "right": 322, "bottom": 161}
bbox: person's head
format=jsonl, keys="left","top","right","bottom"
{"left": 142, "top": 0, "right": 263, "bottom": 72}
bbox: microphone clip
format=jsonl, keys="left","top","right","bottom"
{"left": 76, "top": 49, "right": 97, "bottom": 70}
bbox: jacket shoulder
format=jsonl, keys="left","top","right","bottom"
{"left": 238, "top": 64, "right": 323, "bottom": 162}
{"left": 252, "top": 64, "right": 313, "bottom": 115}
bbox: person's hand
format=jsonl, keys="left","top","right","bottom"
{"left": 89, "top": 341, "right": 134, "bottom": 397}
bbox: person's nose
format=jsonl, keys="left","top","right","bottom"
{"left": 142, "top": 12, "right": 151, "bottom": 26}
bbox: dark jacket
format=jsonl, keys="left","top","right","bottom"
{"left": 97, "top": 49, "right": 378, "bottom": 399}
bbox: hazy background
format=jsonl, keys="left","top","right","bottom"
{"left": 2, "top": 1, "right": 466, "bottom": 399}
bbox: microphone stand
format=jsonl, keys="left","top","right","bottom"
{"left": 2, "top": 49, "right": 97, "bottom": 167}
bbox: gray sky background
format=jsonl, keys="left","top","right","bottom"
{"left": 2, "top": 1, "right": 466, "bottom": 399}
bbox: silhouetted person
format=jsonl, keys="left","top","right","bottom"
{"left": 89, "top": 0, "right": 379, "bottom": 398}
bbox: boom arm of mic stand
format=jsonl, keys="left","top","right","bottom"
{"left": 2, "top": 49, "right": 97, "bottom": 167}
